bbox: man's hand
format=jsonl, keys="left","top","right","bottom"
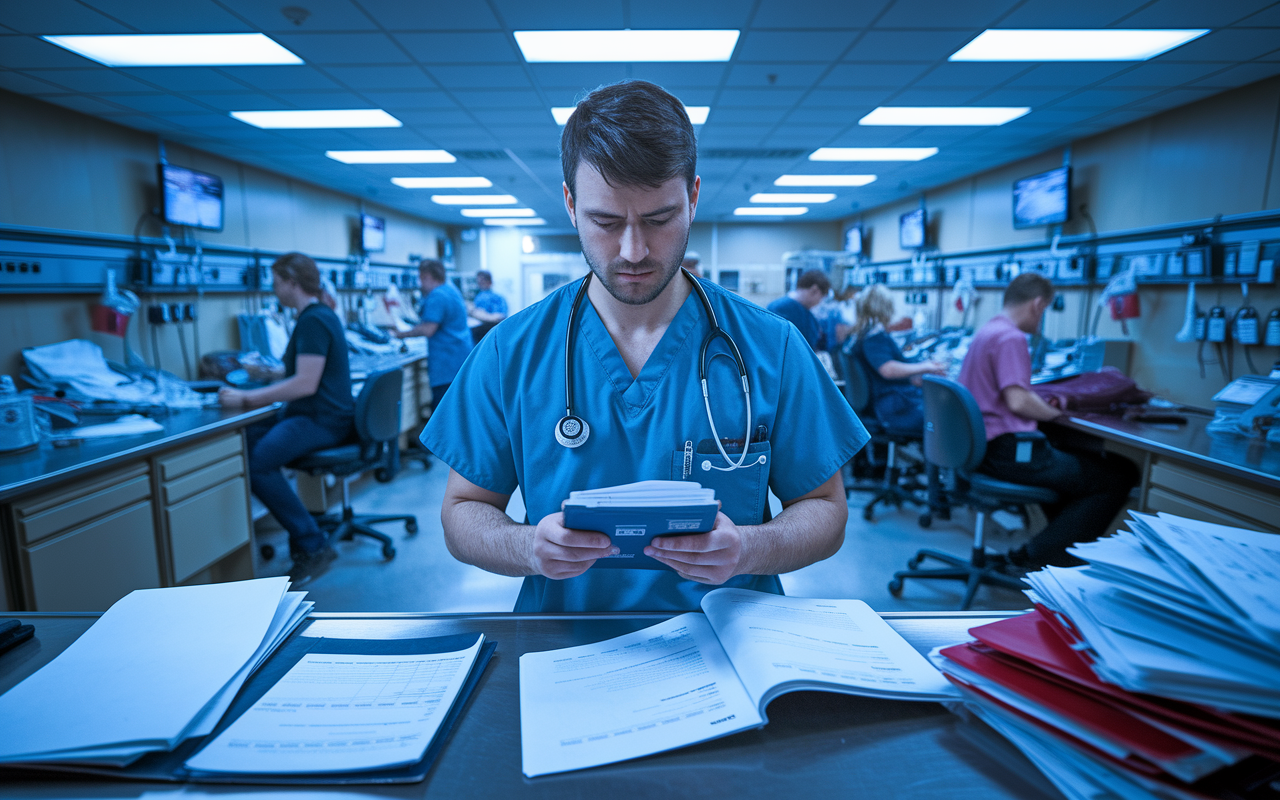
{"left": 218, "top": 387, "right": 248, "bottom": 408}
{"left": 644, "top": 512, "right": 744, "bottom": 584}
{"left": 531, "top": 511, "right": 617, "bottom": 580}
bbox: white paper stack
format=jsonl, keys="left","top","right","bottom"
{"left": 0, "top": 577, "right": 311, "bottom": 767}
{"left": 565, "top": 480, "right": 715, "bottom": 508}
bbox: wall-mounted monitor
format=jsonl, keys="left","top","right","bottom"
{"left": 899, "top": 208, "right": 926, "bottom": 250}
{"left": 1013, "top": 166, "right": 1070, "bottom": 229}
{"left": 844, "top": 224, "right": 864, "bottom": 255}
{"left": 158, "top": 163, "right": 223, "bottom": 230}
{"left": 361, "top": 213, "right": 386, "bottom": 252}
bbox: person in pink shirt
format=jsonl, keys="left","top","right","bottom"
{"left": 958, "top": 273, "right": 1138, "bottom": 570}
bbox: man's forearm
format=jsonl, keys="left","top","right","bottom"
{"left": 736, "top": 485, "right": 847, "bottom": 576}
{"left": 470, "top": 308, "right": 504, "bottom": 323}
{"left": 441, "top": 498, "right": 537, "bottom": 577}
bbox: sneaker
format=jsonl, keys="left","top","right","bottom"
{"left": 288, "top": 546, "right": 337, "bottom": 583}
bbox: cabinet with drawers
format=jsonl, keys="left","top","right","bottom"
{"left": 156, "top": 433, "right": 252, "bottom": 585}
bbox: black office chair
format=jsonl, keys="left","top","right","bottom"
{"left": 839, "top": 345, "right": 926, "bottom": 521}
{"left": 889, "top": 376, "right": 1058, "bottom": 609}
{"left": 286, "top": 368, "right": 418, "bottom": 561}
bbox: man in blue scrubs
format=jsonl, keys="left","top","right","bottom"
{"left": 394, "top": 258, "right": 472, "bottom": 405}
{"left": 767, "top": 269, "right": 830, "bottom": 351}
{"left": 468, "top": 269, "right": 508, "bottom": 343}
{"left": 423, "top": 80, "right": 868, "bottom": 612}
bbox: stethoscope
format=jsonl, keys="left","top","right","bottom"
{"left": 556, "top": 268, "right": 761, "bottom": 472}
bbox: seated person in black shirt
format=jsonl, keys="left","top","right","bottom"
{"left": 219, "top": 253, "right": 355, "bottom": 579}
{"left": 851, "top": 285, "right": 947, "bottom": 436}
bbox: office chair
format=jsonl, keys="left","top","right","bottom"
{"left": 285, "top": 368, "right": 418, "bottom": 561}
{"left": 888, "top": 376, "right": 1058, "bottom": 610}
{"left": 838, "top": 345, "right": 926, "bottom": 521}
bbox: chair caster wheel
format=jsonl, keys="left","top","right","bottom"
{"left": 918, "top": 513, "right": 932, "bottom": 528}
{"left": 907, "top": 555, "right": 923, "bottom": 569}
{"left": 888, "top": 578, "right": 904, "bottom": 595}
{"left": 260, "top": 544, "right": 275, "bottom": 560}
{"left": 382, "top": 544, "right": 396, "bottom": 560}
{"left": 405, "top": 520, "right": 418, "bottom": 534}
{"left": 375, "top": 468, "right": 393, "bottom": 483}
{"left": 862, "top": 505, "right": 875, "bottom": 521}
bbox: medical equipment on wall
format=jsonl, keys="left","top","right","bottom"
{"left": 0, "top": 375, "right": 39, "bottom": 453}
{"left": 1094, "top": 263, "right": 1139, "bottom": 335}
{"left": 558, "top": 269, "right": 760, "bottom": 472}
{"left": 1174, "top": 282, "right": 1199, "bottom": 343}
{"left": 1266, "top": 309, "right": 1280, "bottom": 347}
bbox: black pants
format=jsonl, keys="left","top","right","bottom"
{"left": 979, "top": 433, "right": 1139, "bottom": 568}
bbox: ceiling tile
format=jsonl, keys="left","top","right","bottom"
{"left": 1003, "top": 62, "right": 1133, "bottom": 88}
{"left": 360, "top": 90, "right": 459, "bottom": 110}
{"left": 0, "top": 70, "right": 66, "bottom": 94}
{"left": 323, "top": 65, "right": 436, "bottom": 90}
{"left": 785, "top": 106, "right": 871, "bottom": 125}
{"left": 820, "top": 63, "right": 931, "bottom": 87}
{"left": 422, "top": 126, "right": 501, "bottom": 147}
{"left": 489, "top": 0, "right": 624, "bottom": 29}
{"left": 1235, "top": 4, "right": 1280, "bottom": 25}
{"left": 529, "top": 63, "right": 629, "bottom": 88}
{"left": 81, "top": 0, "right": 252, "bottom": 32}
{"left": 716, "top": 88, "right": 805, "bottom": 106}
{"left": 1158, "top": 29, "right": 1280, "bottom": 62}
{"left": 973, "top": 88, "right": 1072, "bottom": 106}
{"left": 22, "top": 67, "right": 154, "bottom": 93}
{"left": 152, "top": 112, "right": 249, "bottom": 130}
{"left": 357, "top": 0, "right": 502, "bottom": 30}
{"left": 0, "top": 1, "right": 130, "bottom": 34}
{"left": 1048, "top": 88, "right": 1158, "bottom": 108}
{"left": 471, "top": 108, "right": 557, "bottom": 125}
{"left": 800, "top": 88, "right": 895, "bottom": 107}
{"left": 396, "top": 109, "right": 474, "bottom": 126}
{"left": 1129, "top": 87, "right": 1223, "bottom": 108}
{"left": 395, "top": 32, "right": 519, "bottom": 64}
{"left": 0, "top": 35, "right": 104, "bottom": 68}
{"left": 96, "top": 113, "right": 186, "bottom": 132}
{"left": 628, "top": 0, "right": 755, "bottom": 28}
{"left": 725, "top": 63, "right": 829, "bottom": 88}
{"left": 1099, "top": 62, "right": 1230, "bottom": 87}
{"left": 214, "top": 0, "right": 380, "bottom": 33}
{"left": 1191, "top": 61, "right": 1280, "bottom": 87}
{"left": 33, "top": 93, "right": 132, "bottom": 114}
{"left": 1117, "top": 0, "right": 1277, "bottom": 27}
{"left": 761, "top": 125, "right": 846, "bottom": 145}
{"left": 216, "top": 66, "right": 344, "bottom": 91}
{"left": 888, "top": 87, "right": 986, "bottom": 104}
{"left": 272, "top": 32, "right": 412, "bottom": 65}
{"left": 736, "top": 31, "right": 858, "bottom": 62}
{"left": 874, "top": 0, "right": 1018, "bottom": 28}
{"left": 711, "top": 107, "right": 791, "bottom": 124}
{"left": 629, "top": 63, "right": 727, "bottom": 88}
{"left": 844, "top": 30, "right": 980, "bottom": 62}
{"left": 269, "top": 91, "right": 377, "bottom": 109}
{"left": 446, "top": 89, "right": 542, "bottom": 107}
{"left": 100, "top": 93, "right": 215, "bottom": 113}
{"left": 115, "top": 67, "right": 249, "bottom": 92}
{"left": 751, "top": 0, "right": 887, "bottom": 29}
{"left": 341, "top": 128, "right": 434, "bottom": 147}
{"left": 911, "top": 62, "right": 1033, "bottom": 87}
{"left": 995, "top": 0, "right": 1150, "bottom": 27}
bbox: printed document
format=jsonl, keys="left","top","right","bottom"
{"left": 186, "top": 637, "right": 483, "bottom": 774}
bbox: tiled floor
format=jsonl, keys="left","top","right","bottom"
{"left": 254, "top": 459, "right": 1035, "bottom": 614}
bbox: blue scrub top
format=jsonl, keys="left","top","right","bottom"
{"left": 423, "top": 276, "right": 869, "bottom": 612}
{"left": 419, "top": 283, "right": 473, "bottom": 387}
{"left": 473, "top": 289, "right": 508, "bottom": 316}
{"left": 767, "top": 295, "right": 823, "bottom": 350}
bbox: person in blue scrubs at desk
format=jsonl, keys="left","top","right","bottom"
{"left": 394, "top": 258, "right": 473, "bottom": 407}
{"left": 422, "top": 80, "right": 869, "bottom": 613}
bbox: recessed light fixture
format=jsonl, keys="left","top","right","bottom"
{"left": 859, "top": 107, "right": 1029, "bottom": 126}
{"left": 553, "top": 106, "right": 709, "bottom": 125}
{"left": 949, "top": 29, "right": 1210, "bottom": 61}
{"left": 327, "top": 150, "right": 455, "bottom": 164}
{"left": 775, "top": 175, "right": 877, "bottom": 187}
{"left": 484, "top": 218, "right": 547, "bottom": 226}
{"left": 515, "top": 30, "right": 740, "bottom": 63}
{"left": 232, "top": 110, "right": 401, "bottom": 129}
{"left": 430, "top": 195, "right": 518, "bottom": 205}
{"left": 41, "top": 33, "right": 303, "bottom": 67}
{"left": 392, "top": 177, "right": 492, "bottom": 189}
{"left": 460, "top": 208, "right": 537, "bottom": 217}
{"left": 749, "top": 193, "right": 836, "bottom": 203}
{"left": 734, "top": 207, "right": 809, "bottom": 216}
{"left": 809, "top": 147, "right": 938, "bottom": 162}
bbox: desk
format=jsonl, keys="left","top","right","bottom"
{"left": 0, "top": 610, "right": 1060, "bottom": 800}
{"left": 1056, "top": 413, "right": 1280, "bottom": 533}
{"left": 0, "top": 406, "right": 277, "bottom": 612}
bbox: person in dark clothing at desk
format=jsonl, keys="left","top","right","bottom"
{"left": 767, "top": 269, "right": 830, "bottom": 350}
{"left": 219, "top": 252, "right": 354, "bottom": 579}
{"left": 958, "top": 273, "right": 1139, "bottom": 570}
{"left": 852, "top": 285, "right": 947, "bottom": 435}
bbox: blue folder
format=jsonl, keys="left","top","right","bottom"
{"left": 563, "top": 503, "right": 719, "bottom": 570}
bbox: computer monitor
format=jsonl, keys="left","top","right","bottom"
{"left": 361, "top": 214, "right": 386, "bottom": 253}
{"left": 899, "top": 208, "right": 926, "bottom": 250}
{"left": 158, "top": 163, "right": 223, "bottom": 231}
{"left": 1013, "top": 166, "right": 1070, "bottom": 229}
{"left": 844, "top": 224, "right": 864, "bottom": 255}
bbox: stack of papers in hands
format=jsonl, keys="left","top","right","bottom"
{"left": 932, "top": 512, "right": 1280, "bottom": 800}
{"left": 0, "top": 577, "right": 310, "bottom": 768}
{"left": 563, "top": 481, "right": 718, "bottom": 570}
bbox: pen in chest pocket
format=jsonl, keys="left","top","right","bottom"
{"left": 683, "top": 440, "right": 693, "bottom": 479}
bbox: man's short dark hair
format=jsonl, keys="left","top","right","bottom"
{"left": 561, "top": 80, "right": 697, "bottom": 200}
{"left": 797, "top": 269, "right": 831, "bottom": 294}
{"left": 476, "top": 269, "right": 493, "bottom": 283}
{"left": 1003, "top": 272, "right": 1054, "bottom": 306}
{"left": 418, "top": 258, "right": 446, "bottom": 284}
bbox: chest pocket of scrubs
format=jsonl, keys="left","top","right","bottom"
{"left": 670, "top": 440, "right": 771, "bottom": 526}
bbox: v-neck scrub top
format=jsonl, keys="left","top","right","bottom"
{"left": 422, "top": 276, "right": 869, "bottom": 612}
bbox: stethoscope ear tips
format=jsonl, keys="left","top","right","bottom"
{"left": 555, "top": 415, "right": 590, "bottom": 448}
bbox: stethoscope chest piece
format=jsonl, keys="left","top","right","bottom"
{"left": 555, "top": 415, "right": 590, "bottom": 448}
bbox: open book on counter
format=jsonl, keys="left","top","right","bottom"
{"left": 519, "top": 588, "right": 958, "bottom": 777}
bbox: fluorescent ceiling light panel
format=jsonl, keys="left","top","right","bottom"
{"left": 392, "top": 177, "right": 492, "bottom": 189}
{"left": 431, "top": 195, "right": 517, "bottom": 205}
{"left": 860, "top": 107, "right": 1029, "bottom": 126}
{"left": 515, "top": 30, "right": 739, "bottom": 62}
{"left": 734, "top": 207, "right": 808, "bottom": 216}
{"left": 460, "top": 208, "right": 537, "bottom": 217}
{"left": 750, "top": 193, "right": 835, "bottom": 203}
{"left": 484, "top": 218, "right": 547, "bottom": 226}
{"left": 776, "top": 174, "right": 877, "bottom": 187}
{"left": 810, "top": 147, "right": 938, "bottom": 162}
{"left": 328, "top": 150, "right": 455, "bottom": 164}
{"left": 949, "top": 29, "right": 1210, "bottom": 61}
{"left": 232, "top": 109, "right": 400, "bottom": 129}
{"left": 41, "top": 33, "right": 302, "bottom": 67}
{"left": 553, "top": 106, "right": 708, "bottom": 125}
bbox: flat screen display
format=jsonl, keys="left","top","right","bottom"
{"left": 844, "top": 225, "right": 863, "bottom": 255}
{"left": 899, "top": 208, "right": 926, "bottom": 250}
{"left": 361, "top": 214, "right": 386, "bottom": 252}
{"left": 1013, "top": 166, "right": 1070, "bottom": 229}
{"left": 159, "top": 163, "right": 223, "bottom": 230}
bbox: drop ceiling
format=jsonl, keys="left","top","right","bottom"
{"left": 2, "top": 0, "right": 1279, "bottom": 234}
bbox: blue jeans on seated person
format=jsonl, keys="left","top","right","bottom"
{"left": 873, "top": 385, "right": 924, "bottom": 437}
{"left": 245, "top": 414, "right": 353, "bottom": 557}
